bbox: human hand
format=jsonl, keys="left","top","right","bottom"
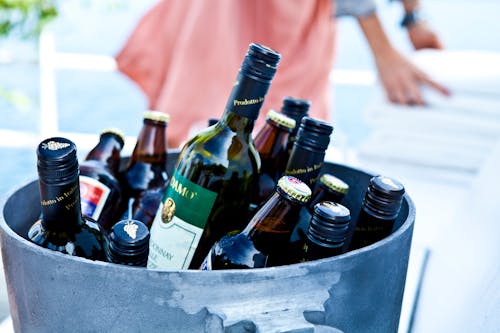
{"left": 374, "top": 46, "right": 450, "bottom": 105}
{"left": 407, "top": 21, "right": 444, "bottom": 50}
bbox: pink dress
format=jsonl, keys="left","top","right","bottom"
{"left": 116, "top": 0, "right": 336, "bottom": 148}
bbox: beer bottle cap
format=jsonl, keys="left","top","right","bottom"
{"left": 37, "top": 137, "right": 79, "bottom": 184}
{"left": 143, "top": 110, "right": 170, "bottom": 124}
{"left": 101, "top": 128, "right": 125, "bottom": 148}
{"left": 308, "top": 201, "right": 351, "bottom": 246}
{"left": 319, "top": 174, "right": 349, "bottom": 195}
{"left": 281, "top": 96, "right": 311, "bottom": 118}
{"left": 277, "top": 175, "right": 311, "bottom": 203}
{"left": 106, "top": 219, "right": 150, "bottom": 266}
{"left": 266, "top": 109, "right": 296, "bottom": 130}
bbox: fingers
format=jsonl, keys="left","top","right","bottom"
{"left": 417, "top": 72, "right": 451, "bottom": 97}
{"left": 404, "top": 77, "right": 425, "bottom": 105}
{"left": 386, "top": 88, "right": 406, "bottom": 105}
{"left": 384, "top": 69, "right": 451, "bottom": 106}
{"left": 430, "top": 37, "right": 444, "bottom": 50}
{"left": 377, "top": 47, "right": 451, "bottom": 106}
{"left": 384, "top": 75, "right": 425, "bottom": 106}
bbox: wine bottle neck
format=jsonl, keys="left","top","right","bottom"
{"left": 220, "top": 111, "right": 255, "bottom": 139}
{"left": 39, "top": 176, "right": 85, "bottom": 231}
{"left": 222, "top": 69, "right": 271, "bottom": 135}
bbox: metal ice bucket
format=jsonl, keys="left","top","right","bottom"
{"left": 0, "top": 154, "right": 415, "bottom": 332}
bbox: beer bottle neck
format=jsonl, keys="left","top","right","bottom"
{"left": 245, "top": 192, "right": 301, "bottom": 237}
{"left": 130, "top": 119, "right": 168, "bottom": 165}
{"left": 85, "top": 134, "right": 123, "bottom": 173}
{"left": 254, "top": 121, "right": 290, "bottom": 159}
{"left": 309, "top": 186, "right": 345, "bottom": 210}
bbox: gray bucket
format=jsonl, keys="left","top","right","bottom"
{"left": 0, "top": 157, "right": 415, "bottom": 333}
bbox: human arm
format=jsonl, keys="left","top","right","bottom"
{"left": 401, "top": 0, "right": 444, "bottom": 50}
{"left": 357, "top": 12, "right": 450, "bottom": 105}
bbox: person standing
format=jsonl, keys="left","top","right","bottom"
{"left": 116, "top": 0, "right": 449, "bottom": 148}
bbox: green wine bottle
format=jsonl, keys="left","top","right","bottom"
{"left": 148, "top": 43, "right": 281, "bottom": 270}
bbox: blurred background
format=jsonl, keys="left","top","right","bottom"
{"left": 1, "top": 0, "right": 499, "bottom": 332}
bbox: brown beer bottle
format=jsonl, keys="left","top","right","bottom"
{"left": 80, "top": 129, "right": 125, "bottom": 231}
{"left": 202, "top": 176, "right": 311, "bottom": 270}
{"left": 348, "top": 175, "right": 405, "bottom": 250}
{"left": 309, "top": 174, "right": 349, "bottom": 210}
{"left": 253, "top": 109, "right": 296, "bottom": 205}
{"left": 280, "top": 96, "right": 311, "bottom": 160}
{"left": 297, "top": 201, "right": 351, "bottom": 262}
{"left": 293, "top": 173, "right": 349, "bottom": 242}
{"left": 28, "top": 137, "right": 106, "bottom": 260}
{"left": 285, "top": 117, "right": 333, "bottom": 189}
{"left": 122, "top": 111, "right": 169, "bottom": 229}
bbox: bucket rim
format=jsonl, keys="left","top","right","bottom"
{"left": 0, "top": 167, "right": 415, "bottom": 275}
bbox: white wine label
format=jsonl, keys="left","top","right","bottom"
{"left": 79, "top": 176, "right": 111, "bottom": 221}
{"left": 147, "top": 170, "right": 217, "bottom": 270}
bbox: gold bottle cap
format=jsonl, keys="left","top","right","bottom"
{"left": 277, "top": 176, "right": 311, "bottom": 203}
{"left": 319, "top": 174, "right": 349, "bottom": 195}
{"left": 266, "top": 109, "right": 296, "bottom": 129}
{"left": 101, "top": 128, "right": 125, "bottom": 143}
{"left": 143, "top": 110, "right": 170, "bottom": 123}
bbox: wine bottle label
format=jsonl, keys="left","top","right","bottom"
{"left": 148, "top": 170, "right": 217, "bottom": 269}
{"left": 40, "top": 181, "right": 81, "bottom": 225}
{"left": 285, "top": 161, "right": 323, "bottom": 188}
{"left": 79, "top": 176, "right": 111, "bottom": 221}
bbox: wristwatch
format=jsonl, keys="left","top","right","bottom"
{"left": 400, "top": 9, "right": 423, "bottom": 28}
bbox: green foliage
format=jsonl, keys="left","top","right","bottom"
{"left": 0, "top": 0, "right": 58, "bottom": 39}
{"left": 0, "top": 86, "right": 32, "bottom": 112}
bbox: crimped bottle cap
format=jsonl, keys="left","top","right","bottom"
{"left": 143, "top": 110, "right": 170, "bottom": 123}
{"left": 319, "top": 174, "right": 349, "bottom": 195}
{"left": 266, "top": 109, "right": 296, "bottom": 129}
{"left": 101, "top": 128, "right": 125, "bottom": 147}
{"left": 277, "top": 175, "right": 311, "bottom": 203}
